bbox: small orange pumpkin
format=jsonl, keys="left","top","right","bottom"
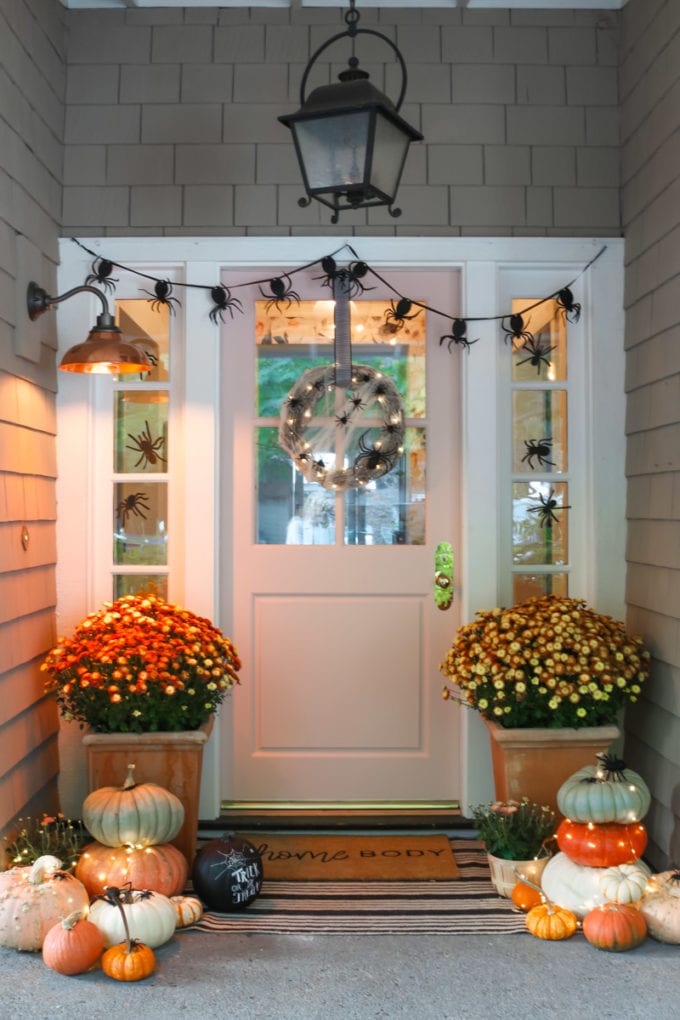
{"left": 511, "top": 880, "right": 543, "bottom": 913}
{"left": 526, "top": 901, "right": 578, "bottom": 941}
{"left": 97, "top": 886, "right": 156, "bottom": 983}
{"left": 42, "top": 910, "right": 104, "bottom": 975}
{"left": 582, "top": 903, "right": 647, "bottom": 952}
{"left": 76, "top": 842, "right": 188, "bottom": 898}
{"left": 171, "top": 895, "right": 203, "bottom": 928}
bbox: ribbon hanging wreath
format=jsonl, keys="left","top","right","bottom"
{"left": 278, "top": 271, "right": 406, "bottom": 492}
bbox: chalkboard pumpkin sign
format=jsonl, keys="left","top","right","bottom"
{"left": 192, "top": 835, "right": 263, "bottom": 912}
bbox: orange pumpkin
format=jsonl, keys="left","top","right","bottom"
{"left": 582, "top": 903, "right": 647, "bottom": 952}
{"left": 526, "top": 901, "right": 578, "bottom": 940}
{"left": 42, "top": 910, "right": 104, "bottom": 975}
{"left": 556, "top": 819, "right": 647, "bottom": 868}
{"left": 75, "top": 842, "right": 188, "bottom": 898}
{"left": 511, "top": 881, "right": 543, "bottom": 913}
{"left": 102, "top": 940, "right": 156, "bottom": 982}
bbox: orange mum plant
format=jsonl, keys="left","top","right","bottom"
{"left": 440, "top": 594, "right": 650, "bottom": 729}
{"left": 42, "top": 593, "right": 241, "bottom": 733}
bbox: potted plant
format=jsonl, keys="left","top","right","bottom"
{"left": 41, "top": 592, "right": 241, "bottom": 862}
{"left": 440, "top": 594, "right": 650, "bottom": 812}
{"left": 472, "top": 798, "right": 557, "bottom": 898}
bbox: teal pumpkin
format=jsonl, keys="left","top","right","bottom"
{"left": 557, "top": 753, "right": 650, "bottom": 824}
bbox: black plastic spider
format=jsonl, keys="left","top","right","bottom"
{"left": 516, "top": 336, "right": 556, "bottom": 375}
{"left": 348, "top": 394, "right": 365, "bottom": 412}
{"left": 521, "top": 438, "right": 555, "bottom": 470}
{"left": 556, "top": 286, "right": 582, "bottom": 323}
{"left": 85, "top": 257, "right": 118, "bottom": 293}
{"left": 335, "top": 410, "right": 352, "bottom": 427}
{"left": 142, "top": 280, "right": 181, "bottom": 315}
{"left": 527, "top": 487, "right": 571, "bottom": 527}
{"left": 502, "top": 313, "right": 534, "bottom": 347}
{"left": 384, "top": 297, "right": 421, "bottom": 327}
{"left": 346, "top": 261, "right": 372, "bottom": 297}
{"left": 314, "top": 255, "right": 340, "bottom": 290}
{"left": 354, "top": 432, "right": 386, "bottom": 474}
{"left": 440, "top": 318, "right": 479, "bottom": 352}
{"left": 259, "top": 275, "right": 301, "bottom": 313}
{"left": 209, "top": 285, "right": 243, "bottom": 324}
{"left": 115, "top": 491, "right": 150, "bottom": 528}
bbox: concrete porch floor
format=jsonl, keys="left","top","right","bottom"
{"left": 1, "top": 927, "right": 680, "bottom": 1019}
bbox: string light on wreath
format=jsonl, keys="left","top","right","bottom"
{"left": 278, "top": 364, "right": 405, "bottom": 492}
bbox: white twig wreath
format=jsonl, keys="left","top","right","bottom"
{"left": 278, "top": 364, "right": 405, "bottom": 491}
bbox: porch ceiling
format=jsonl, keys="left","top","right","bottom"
{"left": 60, "top": 1, "right": 629, "bottom": 12}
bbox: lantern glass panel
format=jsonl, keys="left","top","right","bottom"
{"left": 295, "top": 110, "right": 371, "bottom": 191}
{"left": 370, "top": 112, "right": 410, "bottom": 198}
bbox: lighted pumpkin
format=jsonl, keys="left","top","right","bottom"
{"left": 98, "top": 888, "right": 156, "bottom": 983}
{"left": 0, "top": 856, "right": 90, "bottom": 952}
{"left": 192, "top": 835, "right": 263, "bottom": 911}
{"left": 541, "top": 852, "right": 650, "bottom": 918}
{"left": 89, "top": 887, "right": 177, "bottom": 948}
{"left": 75, "top": 841, "right": 188, "bottom": 899}
{"left": 557, "top": 753, "right": 650, "bottom": 824}
{"left": 511, "top": 881, "right": 543, "bottom": 913}
{"left": 556, "top": 818, "right": 647, "bottom": 868}
{"left": 83, "top": 763, "right": 184, "bottom": 849}
{"left": 640, "top": 870, "right": 680, "bottom": 943}
{"left": 525, "top": 901, "right": 577, "bottom": 940}
{"left": 42, "top": 909, "right": 104, "bottom": 975}
{"left": 582, "top": 902, "right": 647, "bottom": 952}
{"left": 171, "top": 895, "right": 203, "bottom": 928}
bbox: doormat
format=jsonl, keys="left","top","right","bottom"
{"left": 243, "top": 833, "right": 460, "bottom": 881}
{"left": 183, "top": 840, "right": 527, "bottom": 936}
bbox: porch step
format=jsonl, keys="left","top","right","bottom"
{"left": 200, "top": 804, "right": 471, "bottom": 833}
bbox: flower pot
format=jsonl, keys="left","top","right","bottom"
{"left": 486, "top": 852, "right": 549, "bottom": 899}
{"left": 484, "top": 719, "right": 620, "bottom": 816}
{"left": 82, "top": 717, "right": 213, "bottom": 866}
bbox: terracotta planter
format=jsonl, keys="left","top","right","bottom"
{"left": 82, "top": 717, "right": 213, "bottom": 866}
{"left": 487, "top": 852, "right": 549, "bottom": 899}
{"left": 484, "top": 719, "right": 620, "bottom": 816}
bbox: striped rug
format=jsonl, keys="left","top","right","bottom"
{"left": 186, "top": 839, "right": 527, "bottom": 936}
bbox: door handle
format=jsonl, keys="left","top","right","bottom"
{"left": 434, "top": 542, "right": 454, "bottom": 610}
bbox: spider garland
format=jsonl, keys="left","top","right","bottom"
{"left": 69, "top": 239, "right": 604, "bottom": 355}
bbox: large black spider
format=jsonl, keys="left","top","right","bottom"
{"left": 259, "top": 275, "right": 300, "bottom": 313}
{"left": 527, "top": 487, "right": 571, "bottom": 527}
{"left": 314, "top": 255, "right": 340, "bottom": 290}
{"left": 142, "top": 280, "right": 181, "bottom": 315}
{"left": 521, "top": 438, "right": 555, "bottom": 470}
{"left": 85, "top": 257, "right": 118, "bottom": 293}
{"left": 556, "top": 286, "right": 581, "bottom": 323}
{"left": 502, "top": 313, "right": 534, "bottom": 347}
{"left": 115, "top": 491, "right": 150, "bottom": 528}
{"left": 125, "top": 420, "right": 167, "bottom": 469}
{"left": 209, "top": 285, "right": 243, "bottom": 324}
{"left": 384, "top": 297, "right": 421, "bottom": 327}
{"left": 440, "top": 318, "right": 479, "bottom": 352}
{"left": 516, "top": 336, "right": 556, "bottom": 375}
{"left": 354, "top": 432, "right": 387, "bottom": 474}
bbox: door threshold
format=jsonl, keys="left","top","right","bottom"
{"left": 202, "top": 800, "right": 468, "bottom": 833}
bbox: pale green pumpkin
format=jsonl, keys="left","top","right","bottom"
{"left": 83, "top": 764, "right": 184, "bottom": 848}
{"left": 556, "top": 753, "right": 650, "bottom": 824}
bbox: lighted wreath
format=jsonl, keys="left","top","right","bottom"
{"left": 278, "top": 364, "right": 405, "bottom": 491}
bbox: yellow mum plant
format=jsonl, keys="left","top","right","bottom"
{"left": 42, "top": 593, "right": 241, "bottom": 733}
{"left": 440, "top": 594, "right": 650, "bottom": 729}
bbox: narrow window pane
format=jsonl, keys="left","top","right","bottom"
{"left": 113, "top": 574, "right": 168, "bottom": 600}
{"left": 115, "top": 393, "right": 169, "bottom": 473}
{"left": 114, "top": 482, "right": 168, "bottom": 566}
{"left": 513, "top": 573, "right": 569, "bottom": 603}
{"left": 116, "top": 299, "right": 170, "bottom": 381}
{"left": 513, "top": 390, "right": 567, "bottom": 473}
{"left": 512, "top": 480, "right": 569, "bottom": 566}
{"left": 512, "top": 298, "right": 566, "bottom": 384}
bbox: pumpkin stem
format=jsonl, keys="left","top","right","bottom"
{"left": 28, "top": 855, "right": 63, "bottom": 884}
{"left": 123, "top": 763, "right": 137, "bottom": 790}
{"left": 61, "top": 909, "right": 85, "bottom": 930}
{"left": 101, "top": 886, "right": 134, "bottom": 954}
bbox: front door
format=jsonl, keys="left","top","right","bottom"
{"left": 222, "top": 266, "right": 462, "bottom": 804}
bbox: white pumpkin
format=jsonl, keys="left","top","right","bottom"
{"left": 541, "top": 852, "right": 650, "bottom": 919}
{"left": 83, "top": 763, "right": 185, "bottom": 848}
{"left": 557, "top": 754, "right": 650, "bottom": 824}
{"left": 0, "top": 856, "right": 90, "bottom": 952}
{"left": 640, "top": 870, "right": 680, "bottom": 943}
{"left": 170, "top": 895, "right": 203, "bottom": 928}
{"left": 88, "top": 888, "right": 177, "bottom": 948}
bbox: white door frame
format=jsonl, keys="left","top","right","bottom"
{"left": 55, "top": 235, "right": 625, "bottom": 818}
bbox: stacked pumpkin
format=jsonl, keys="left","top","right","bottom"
{"left": 536, "top": 753, "right": 651, "bottom": 950}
